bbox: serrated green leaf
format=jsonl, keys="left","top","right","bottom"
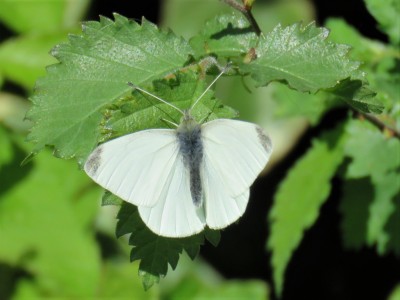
{"left": 344, "top": 119, "right": 400, "bottom": 254}
{"left": 26, "top": 14, "right": 194, "bottom": 164}
{"left": 365, "top": 0, "right": 400, "bottom": 45}
{"left": 204, "top": 228, "right": 221, "bottom": 247}
{"left": 116, "top": 203, "right": 208, "bottom": 290}
{"left": 345, "top": 119, "right": 400, "bottom": 178}
{"left": 241, "top": 22, "right": 361, "bottom": 92}
{"left": 368, "top": 171, "right": 400, "bottom": 253}
{"left": 340, "top": 178, "right": 374, "bottom": 250}
{"left": 0, "top": 33, "right": 68, "bottom": 88}
{"left": 328, "top": 79, "right": 382, "bottom": 113}
{"left": 190, "top": 12, "right": 257, "bottom": 58}
{"left": 268, "top": 124, "right": 347, "bottom": 295}
{"left": 104, "top": 70, "right": 237, "bottom": 139}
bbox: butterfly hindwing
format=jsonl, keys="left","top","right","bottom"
{"left": 138, "top": 155, "right": 206, "bottom": 237}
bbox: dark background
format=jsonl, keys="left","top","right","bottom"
{"left": 2, "top": 0, "right": 398, "bottom": 299}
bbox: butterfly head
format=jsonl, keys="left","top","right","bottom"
{"left": 177, "top": 109, "right": 199, "bottom": 133}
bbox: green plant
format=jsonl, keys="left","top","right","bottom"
{"left": 1, "top": 0, "right": 398, "bottom": 298}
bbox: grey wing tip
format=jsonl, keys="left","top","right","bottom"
{"left": 84, "top": 146, "right": 103, "bottom": 176}
{"left": 256, "top": 126, "right": 273, "bottom": 154}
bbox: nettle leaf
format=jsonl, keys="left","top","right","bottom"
{"left": 190, "top": 12, "right": 257, "bottom": 58}
{"left": 268, "top": 124, "right": 347, "bottom": 296}
{"left": 327, "top": 79, "right": 382, "bottom": 114}
{"left": 116, "top": 203, "right": 220, "bottom": 290}
{"left": 27, "top": 14, "right": 194, "bottom": 164}
{"left": 345, "top": 119, "right": 400, "bottom": 179}
{"left": 241, "top": 22, "right": 361, "bottom": 93}
{"left": 344, "top": 119, "right": 400, "bottom": 254}
{"left": 103, "top": 70, "right": 237, "bottom": 140}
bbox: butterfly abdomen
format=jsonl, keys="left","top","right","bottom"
{"left": 177, "top": 116, "right": 203, "bottom": 207}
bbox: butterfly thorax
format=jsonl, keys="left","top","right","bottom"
{"left": 176, "top": 110, "right": 203, "bottom": 207}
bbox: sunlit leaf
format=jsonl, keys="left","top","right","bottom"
{"left": 268, "top": 124, "right": 347, "bottom": 295}
{"left": 241, "top": 22, "right": 361, "bottom": 92}
{"left": 27, "top": 14, "right": 194, "bottom": 164}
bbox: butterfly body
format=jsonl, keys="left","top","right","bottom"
{"left": 176, "top": 110, "right": 204, "bottom": 207}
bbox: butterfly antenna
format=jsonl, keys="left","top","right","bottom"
{"left": 190, "top": 63, "right": 231, "bottom": 111}
{"left": 127, "top": 82, "right": 184, "bottom": 115}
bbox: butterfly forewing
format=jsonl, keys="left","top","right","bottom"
{"left": 201, "top": 119, "right": 272, "bottom": 197}
{"left": 84, "top": 129, "right": 180, "bottom": 207}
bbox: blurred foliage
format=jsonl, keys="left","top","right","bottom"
{"left": 0, "top": 0, "right": 399, "bottom": 299}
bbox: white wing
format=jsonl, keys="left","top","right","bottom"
{"left": 84, "top": 129, "right": 180, "bottom": 207}
{"left": 84, "top": 128, "right": 206, "bottom": 237}
{"left": 138, "top": 156, "right": 206, "bottom": 237}
{"left": 201, "top": 119, "right": 272, "bottom": 228}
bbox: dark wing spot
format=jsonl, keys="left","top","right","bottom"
{"left": 256, "top": 126, "right": 273, "bottom": 154}
{"left": 85, "top": 146, "right": 103, "bottom": 176}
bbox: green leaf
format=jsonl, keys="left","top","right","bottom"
{"left": 345, "top": 120, "right": 400, "bottom": 179}
{"left": 388, "top": 284, "right": 400, "bottom": 300}
{"left": 0, "top": 141, "right": 101, "bottom": 297}
{"left": 116, "top": 203, "right": 209, "bottom": 290}
{"left": 367, "top": 171, "right": 400, "bottom": 253}
{"left": 340, "top": 178, "right": 374, "bottom": 250}
{"left": 167, "top": 276, "right": 269, "bottom": 300}
{"left": 204, "top": 228, "right": 221, "bottom": 247}
{"left": 241, "top": 22, "right": 361, "bottom": 92}
{"left": 344, "top": 119, "right": 400, "bottom": 254}
{"left": 190, "top": 12, "right": 257, "bottom": 58}
{"left": 327, "top": 79, "right": 382, "bottom": 113}
{"left": 268, "top": 124, "right": 347, "bottom": 295}
{"left": 26, "top": 14, "right": 194, "bottom": 164}
{"left": 102, "top": 190, "right": 123, "bottom": 206}
{"left": 0, "top": 33, "right": 67, "bottom": 89}
{"left": 104, "top": 70, "right": 237, "bottom": 140}
{"left": 272, "top": 82, "right": 339, "bottom": 125}
{"left": 364, "top": 0, "right": 400, "bottom": 45}
{"left": 0, "top": 0, "right": 90, "bottom": 34}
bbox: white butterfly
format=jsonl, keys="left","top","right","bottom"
{"left": 84, "top": 69, "right": 272, "bottom": 238}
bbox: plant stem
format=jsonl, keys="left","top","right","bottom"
{"left": 221, "top": 0, "right": 262, "bottom": 35}
{"left": 356, "top": 110, "right": 400, "bottom": 139}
